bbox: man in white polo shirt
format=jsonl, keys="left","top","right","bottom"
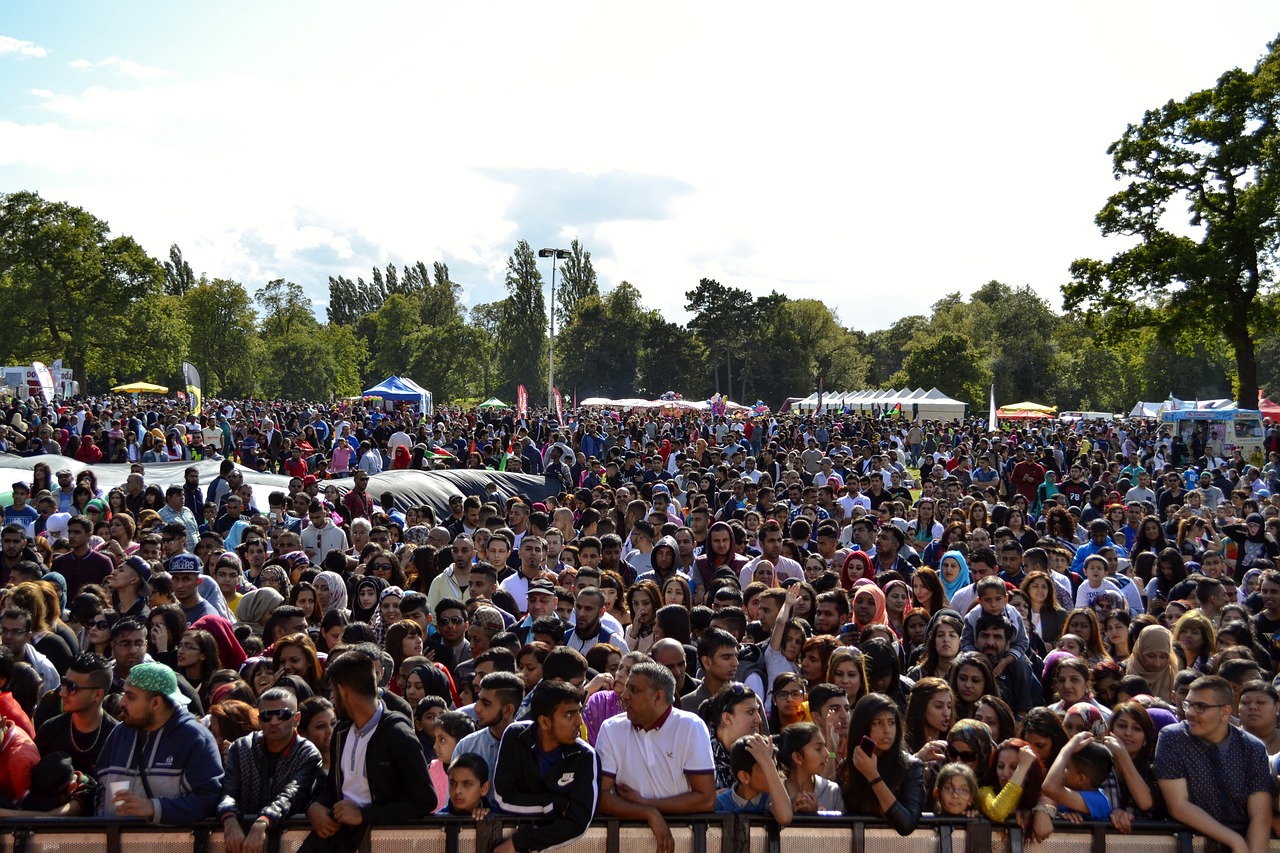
{"left": 596, "top": 662, "right": 715, "bottom": 853}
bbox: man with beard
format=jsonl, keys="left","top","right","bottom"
{"left": 95, "top": 662, "right": 223, "bottom": 824}
{"left": 303, "top": 651, "right": 434, "bottom": 852}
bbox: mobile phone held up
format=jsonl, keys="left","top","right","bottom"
{"left": 860, "top": 736, "right": 876, "bottom": 756}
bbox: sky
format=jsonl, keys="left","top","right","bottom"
{"left": 1, "top": 3, "right": 1278, "bottom": 332}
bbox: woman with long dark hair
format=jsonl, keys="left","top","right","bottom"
{"left": 947, "top": 651, "right": 998, "bottom": 722}
{"left": 837, "top": 693, "right": 924, "bottom": 835}
{"left": 907, "top": 612, "right": 963, "bottom": 681}
{"left": 1021, "top": 571, "right": 1065, "bottom": 644}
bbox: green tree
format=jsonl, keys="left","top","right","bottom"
{"left": 555, "top": 281, "right": 653, "bottom": 398}
{"left": 469, "top": 301, "right": 504, "bottom": 399}
{"left": 783, "top": 300, "right": 869, "bottom": 398}
{"left": 638, "top": 318, "right": 709, "bottom": 399}
{"left": 556, "top": 238, "right": 599, "bottom": 327}
{"left": 863, "top": 316, "right": 930, "bottom": 385}
{"left": 0, "top": 190, "right": 164, "bottom": 388}
{"left": 894, "top": 331, "right": 990, "bottom": 409}
{"left": 256, "top": 279, "right": 316, "bottom": 339}
{"left": 1065, "top": 37, "right": 1280, "bottom": 407}
{"left": 163, "top": 244, "right": 196, "bottom": 297}
{"left": 184, "top": 278, "right": 259, "bottom": 395}
{"left": 497, "top": 240, "right": 547, "bottom": 394}
{"left": 685, "top": 278, "right": 756, "bottom": 394}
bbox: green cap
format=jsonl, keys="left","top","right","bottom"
{"left": 126, "top": 662, "right": 189, "bottom": 707}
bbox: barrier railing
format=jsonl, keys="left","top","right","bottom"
{"left": 0, "top": 813, "right": 1268, "bottom": 853}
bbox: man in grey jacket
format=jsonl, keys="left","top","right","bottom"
{"left": 219, "top": 688, "right": 324, "bottom": 853}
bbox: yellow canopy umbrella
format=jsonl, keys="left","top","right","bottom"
{"left": 111, "top": 382, "right": 169, "bottom": 394}
{"left": 1000, "top": 401, "right": 1055, "bottom": 413}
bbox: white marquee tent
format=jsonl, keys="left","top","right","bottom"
{"left": 792, "top": 387, "right": 966, "bottom": 421}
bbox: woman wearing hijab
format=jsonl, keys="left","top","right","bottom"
{"left": 191, "top": 614, "right": 248, "bottom": 671}
{"left": 938, "top": 550, "right": 971, "bottom": 604}
{"left": 841, "top": 550, "right": 874, "bottom": 588}
{"left": 1124, "top": 625, "right": 1177, "bottom": 702}
{"left": 314, "top": 570, "right": 350, "bottom": 617}
{"left": 351, "top": 576, "right": 389, "bottom": 626}
{"left": 236, "top": 587, "right": 285, "bottom": 630}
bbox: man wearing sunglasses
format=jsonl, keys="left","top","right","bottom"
{"left": 219, "top": 687, "right": 324, "bottom": 853}
{"left": 36, "top": 652, "right": 117, "bottom": 778}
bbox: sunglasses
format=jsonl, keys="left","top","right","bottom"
{"left": 947, "top": 745, "right": 976, "bottom": 762}
{"left": 259, "top": 709, "right": 294, "bottom": 722}
{"left": 89, "top": 620, "right": 111, "bottom": 630}
{"left": 438, "top": 616, "right": 466, "bottom": 627}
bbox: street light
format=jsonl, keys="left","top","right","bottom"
{"left": 539, "top": 247, "right": 570, "bottom": 413}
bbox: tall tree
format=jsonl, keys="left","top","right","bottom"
{"left": 1065, "top": 37, "right": 1280, "bottom": 407}
{"left": 256, "top": 279, "right": 316, "bottom": 339}
{"left": 556, "top": 238, "right": 599, "bottom": 327}
{"left": 184, "top": 278, "right": 259, "bottom": 395}
{"left": 469, "top": 301, "right": 504, "bottom": 399}
{"left": 0, "top": 190, "right": 164, "bottom": 388}
{"left": 163, "top": 244, "right": 196, "bottom": 297}
{"left": 497, "top": 240, "right": 547, "bottom": 394}
{"left": 685, "top": 278, "right": 756, "bottom": 393}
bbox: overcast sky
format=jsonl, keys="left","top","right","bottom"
{"left": 2, "top": 3, "right": 1277, "bottom": 331}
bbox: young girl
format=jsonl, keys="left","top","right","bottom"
{"left": 779, "top": 722, "right": 843, "bottom": 813}
{"left": 766, "top": 587, "right": 806, "bottom": 687}
{"left": 933, "top": 762, "right": 979, "bottom": 818}
{"left": 977, "top": 739, "right": 1043, "bottom": 822}
{"left": 429, "top": 711, "right": 477, "bottom": 811}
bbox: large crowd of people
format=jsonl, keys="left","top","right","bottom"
{"left": 1, "top": 393, "right": 1280, "bottom": 852}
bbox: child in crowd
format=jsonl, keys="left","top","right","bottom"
{"left": 440, "top": 753, "right": 490, "bottom": 818}
{"left": 714, "top": 734, "right": 794, "bottom": 826}
{"left": 933, "top": 762, "right": 979, "bottom": 817}
{"left": 429, "top": 711, "right": 476, "bottom": 812}
{"left": 1042, "top": 732, "right": 1114, "bottom": 820}
{"left": 1075, "top": 556, "right": 1124, "bottom": 609}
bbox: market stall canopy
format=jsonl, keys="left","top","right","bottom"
{"left": 789, "top": 387, "right": 966, "bottom": 421}
{"left": 0, "top": 454, "right": 558, "bottom": 519}
{"left": 1258, "top": 391, "right": 1280, "bottom": 421}
{"left": 997, "top": 401, "right": 1056, "bottom": 420}
{"left": 111, "top": 382, "right": 169, "bottom": 394}
{"left": 476, "top": 398, "right": 510, "bottom": 409}
{"left": 362, "top": 376, "right": 432, "bottom": 414}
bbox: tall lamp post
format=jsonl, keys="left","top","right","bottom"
{"left": 538, "top": 247, "right": 570, "bottom": 412}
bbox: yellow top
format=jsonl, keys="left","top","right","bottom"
{"left": 976, "top": 782, "right": 1023, "bottom": 822}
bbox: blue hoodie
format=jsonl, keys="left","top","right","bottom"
{"left": 96, "top": 704, "right": 223, "bottom": 825}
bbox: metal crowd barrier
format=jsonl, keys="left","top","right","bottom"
{"left": 0, "top": 813, "right": 1268, "bottom": 853}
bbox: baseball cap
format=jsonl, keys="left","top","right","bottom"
{"left": 168, "top": 554, "right": 202, "bottom": 574}
{"left": 122, "top": 555, "right": 152, "bottom": 585}
{"left": 527, "top": 578, "right": 556, "bottom": 597}
{"left": 126, "top": 662, "right": 190, "bottom": 706}
{"left": 302, "top": 475, "right": 318, "bottom": 487}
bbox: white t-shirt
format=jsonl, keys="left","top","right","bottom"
{"left": 596, "top": 706, "right": 714, "bottom": 799}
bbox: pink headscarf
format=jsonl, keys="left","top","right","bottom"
{"left": 851, "top": 579, "right": 888, "bottom": 627}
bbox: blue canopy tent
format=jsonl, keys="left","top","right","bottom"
{"left": 363, "top": 376, "right": 433, "bottom": 414}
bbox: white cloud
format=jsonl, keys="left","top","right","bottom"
{"left": 69, "top": 55, "right": 174, "bottom": 80}
{"left": 0, "top": 35, "right": 48, "bottom": 58}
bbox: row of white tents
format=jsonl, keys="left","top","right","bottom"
{"left": 790, "top": 387, "right": 967, "bottom": 421}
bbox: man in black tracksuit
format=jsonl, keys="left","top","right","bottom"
{"left": 492, "top": 681, "right": 599, "bottom": 853}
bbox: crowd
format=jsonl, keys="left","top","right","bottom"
{"left": 2, "top": 393, "right": 1280, "bottom": 853}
